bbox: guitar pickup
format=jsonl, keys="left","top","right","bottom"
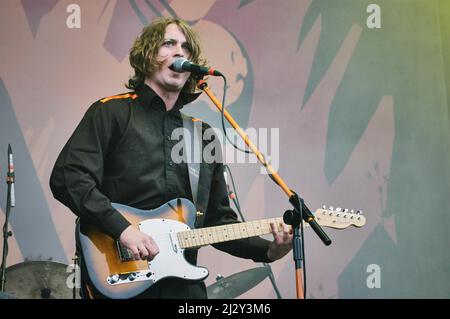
{"left": 116, "top": 240, "right": 135, "bottom": 262}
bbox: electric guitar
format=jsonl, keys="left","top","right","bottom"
{"left": 77, "top": 198, "right": 365, "bottom": 299}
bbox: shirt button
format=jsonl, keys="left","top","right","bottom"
{"left": 168, "top": 161, "right": 174, "bottom": 166}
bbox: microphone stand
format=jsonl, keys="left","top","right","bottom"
{"left": 197, "top": 79, "right": 332, "bottom": 299}
{"left": 1, "top": 144, "right": 15, "bottom": 292}
{"left": 224, "top": 165, "right": 283, "bottom": 299}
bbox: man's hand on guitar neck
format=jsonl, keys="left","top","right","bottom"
{"left": 119, "top": 225, "right": 160, "bottom": 261}
{"left": 266, "top": 222, "right": 293, "bottom": 261}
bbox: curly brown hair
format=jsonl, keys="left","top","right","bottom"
{"left": 126, "top": 18, "right": 206, "bottom": 93}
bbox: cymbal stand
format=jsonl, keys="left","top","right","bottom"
{"left": 1, "top": 144, "right": 15, "bottom": 292}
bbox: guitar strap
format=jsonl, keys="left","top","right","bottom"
{"left": 181, "top": 113, "right": 203, "bottom": 207}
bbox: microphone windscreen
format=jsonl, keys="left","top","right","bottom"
{"left": 170, "top": 58, "right": 188, "bottom": 72}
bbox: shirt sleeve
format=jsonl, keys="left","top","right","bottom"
{"left": 49, "top": 101, "right": 130, "bottom": 239}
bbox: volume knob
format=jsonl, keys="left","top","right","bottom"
{"left": 109, "top": 274, "right": 119, "bottom": 284}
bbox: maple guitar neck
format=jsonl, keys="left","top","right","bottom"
{"left": 177, "top": 217, "right": 284, "bottom": 249}
{"left": 177, "top": 207, "right": 365, "bottom": 249}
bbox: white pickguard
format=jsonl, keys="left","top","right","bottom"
{"left": 139, "top": 219, "right": 209, "bottom": 283}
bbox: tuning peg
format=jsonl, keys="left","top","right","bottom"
{"left": 322, "top": 205, "right": 327, "bottom": 209}
{"left": 343, "top": 208, "right": 349, "bottom": 213}
{"left": 336, "top": 207, "right": 342, "bottom": 212}
{"left": 329, "top": 206, "right": 334, "bottom": 211}
{"left": 357, "top": 210, "right": 363, "bottom": 215}
{"left": 350, "top": 209, "right": 355, "bottom": 213}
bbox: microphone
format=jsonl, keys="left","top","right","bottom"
{"left": 223, "top": 170, "right": 235, "bottom": 200}
{"left": 7, "top": 144, "right": 15, "bottom": 207}
{"left": 170, "top": 58, "right": 223, "bottom": 76}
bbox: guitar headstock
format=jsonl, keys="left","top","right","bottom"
{"left": 314, "top": 206, "right": 366, "bottom": 229}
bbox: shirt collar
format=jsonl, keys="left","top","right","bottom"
{"left": 135, "top": 84, "right": 201, "bottom": 112}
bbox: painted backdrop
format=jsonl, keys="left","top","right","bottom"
{"left": 1, "top": 0, "right": 449, "bottom": 298}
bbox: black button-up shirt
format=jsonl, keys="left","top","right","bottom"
{"left": 50, "top": 84, "right": 270, "bottom": 266}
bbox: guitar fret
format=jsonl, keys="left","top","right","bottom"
{"left": 228, "top": 225, "right": 236, "bottom": 240}
{"left": 192, "top": 230, "right": 199, "bottom": 247}
{"left": 213, "top": 227, "right": 219, "bottom": 242}
{"left": 198, "top": 229, "right": 203, "bottom": 246}
{"left": 197, "top": 229, "right": 204, "bottom": 246}
{"left": 202, "top": 229, "right": 209, "bottom": 245}
{"left": 218, "top": 227, "right": 224, "bottom": 242}
{"left": 207, "top": 228, "right": 214, "bottom": 244}
{"left": 200, "top": 229, "right": 208, "bottom": 245}
{"left": 263, "top": 219, "right": 271, "bottom": 233}
{"left": 233, "top": 224, "right": 240, "bottom": 240}
{"left": 211, "top": 226, "right": 220, "bottom": 243}
{"left": 244, "top": 222, "right": 251, "bottom": 237}
{"left": 264, "top": 221, "right": 269, "bottom": 233}
{"left": 255, "top": 220, "right": 265, "bottom": 235}
{"left": 249, "top": 221, "right": 255, "bottom": 236}
{"left": 187, "top": 234, "right": 193, "bottom": 247}
{"left": 191, "top": 230, "right": 196, "bottom": 246}
{"left": 249, "top": 221, "right": 257, "bottom": 236}
{"left": 240, "top": 223, "right": 248, "bottom": 238}
{"left": 217, "top": 227, "right": 224, "bottom": 242}
{"left": 189, "top": 233, "right": 194, "bottom": 247}
{"left": 207, "top": 229, "right": 213, "bottom": 243}
{"left": 213, "top": 226, "right": 220, "bottom": 243}
{"left": 233, "top": 223, "right": 241, "bottom": 240}
{"left": 263, "top": 219, "right": 270, "bottom": 233}
{"left": 198, "top": 229, "right": 204, "bottom": 246}
{"left": 184, "top": 232, "right": 190, "bottom": 247}
{"left": 202, "top": 230, "right": 208, "bottom": 246}
{"left": 189, "top": 231, "right": 194, "bottom": 246}
{"left": 232, "top": 223, "right": 240, "bottom": 240}
{"left": 263, "top": 219, "right": 270, "bottom": 232}
{"left": 222, "top": 226, "right": 231, "bottom": 241}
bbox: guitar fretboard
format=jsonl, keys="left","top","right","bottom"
{"left": 177, "top": 217, "right": 288, "bottom": 249}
